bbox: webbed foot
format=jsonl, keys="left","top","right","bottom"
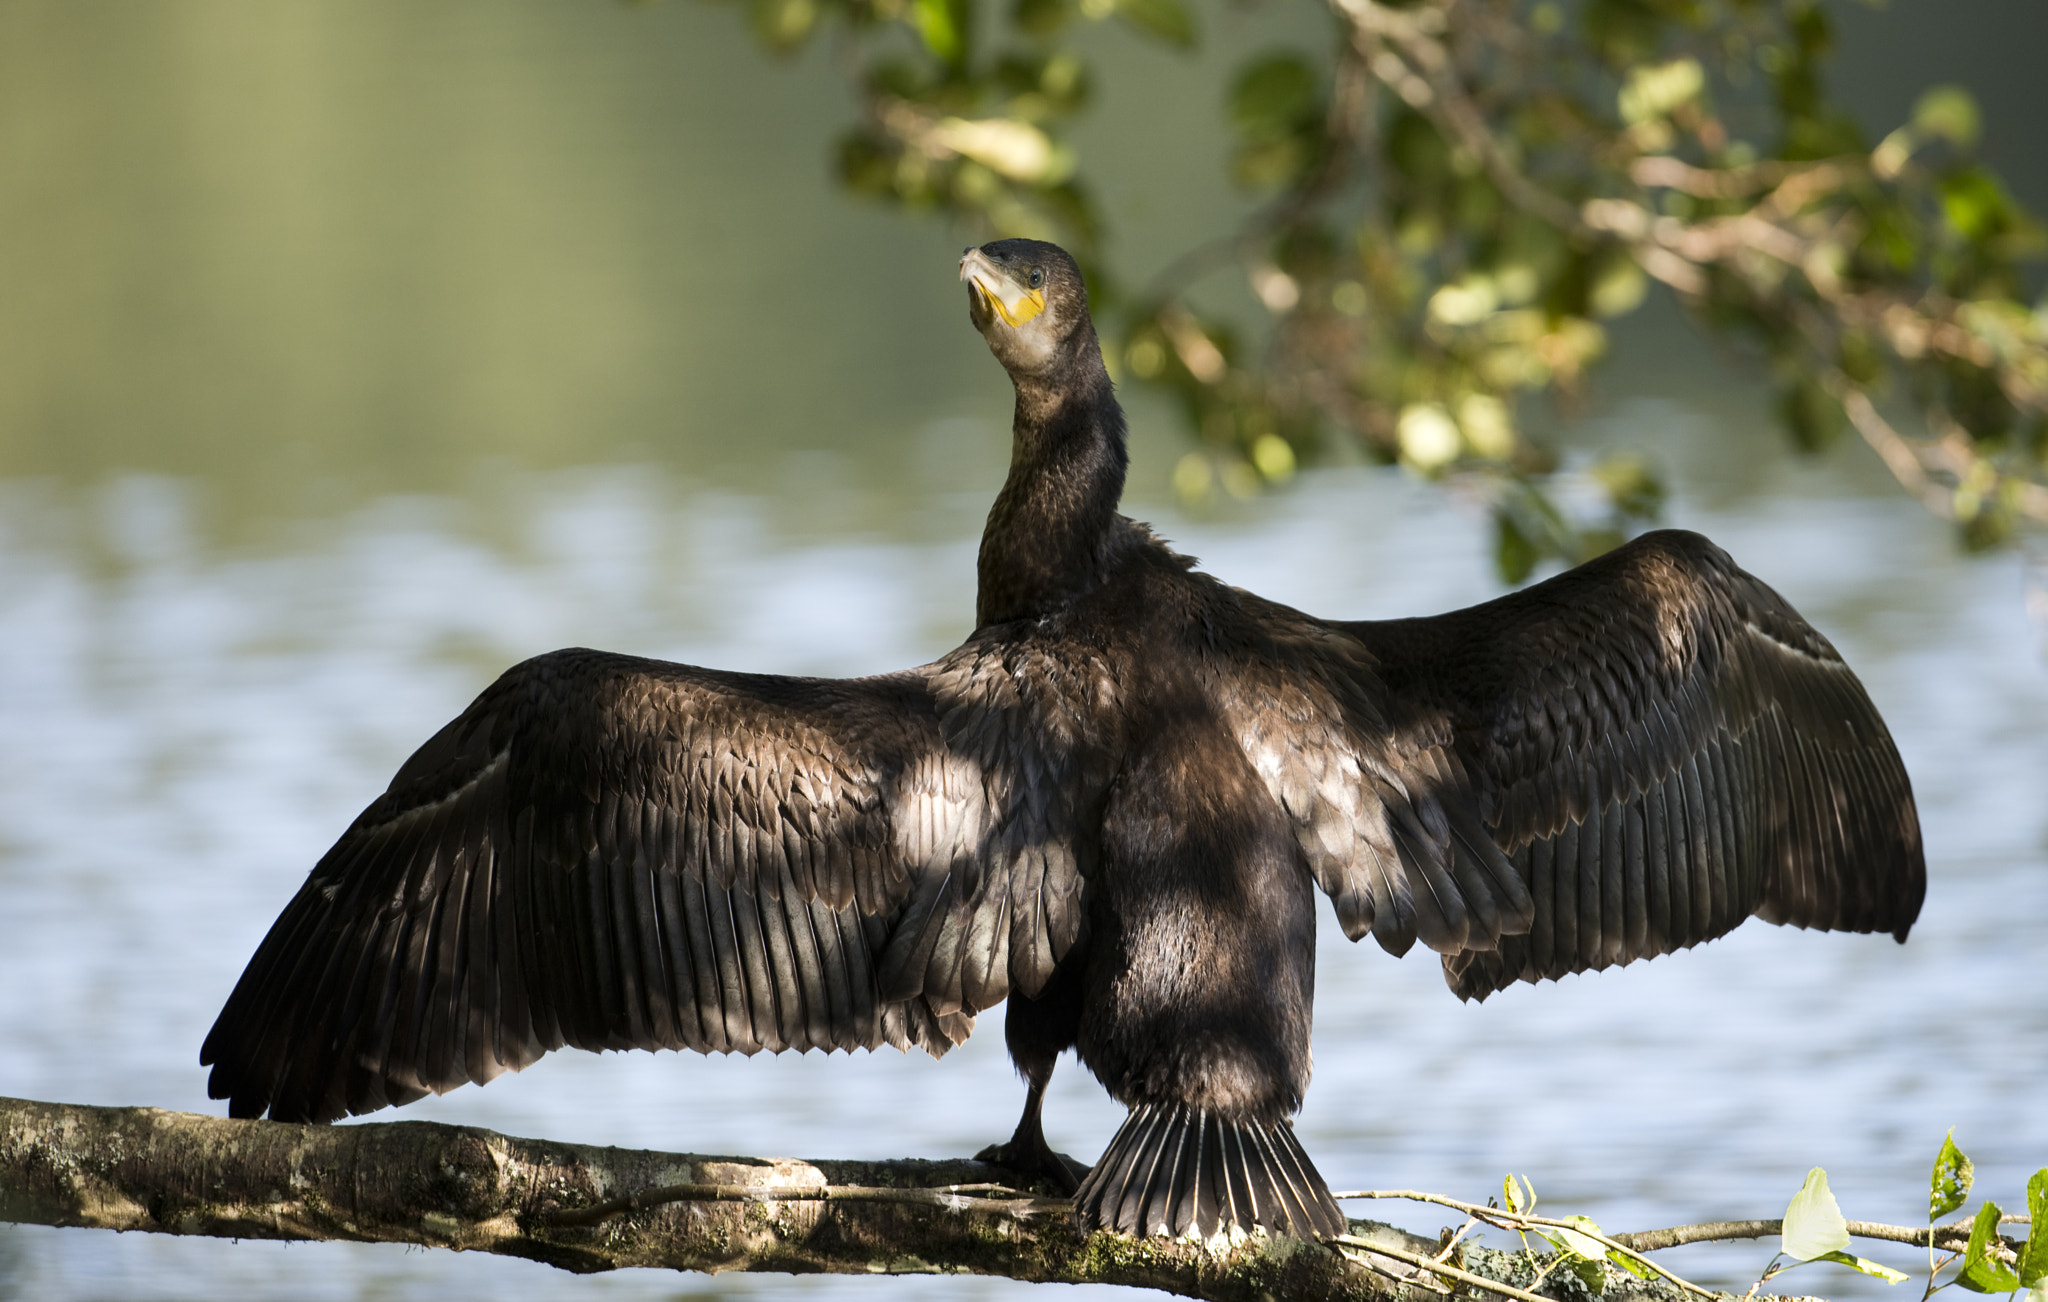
{"left": 975, "top": 1132, "right": 1089, "bottom": 1196}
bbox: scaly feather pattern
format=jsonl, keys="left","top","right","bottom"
{"left": 201, "top": 646, "right": 1090, "bottom": 1122}
{"left": 1333, "top": 530, "right": 1923, "bottom": 998}
{"left": 1209, "top": 585, "right": 1536, "bottom": 960}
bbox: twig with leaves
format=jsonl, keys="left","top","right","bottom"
{"left": 720, "top": 0, "right": 2048, "bottom": 580}
{"left": 1336, "top": 1181, "right": 1718, "bottom": 1298}
{"left": 1339, "top": 1132, "right": 2047, "bottom": 1302}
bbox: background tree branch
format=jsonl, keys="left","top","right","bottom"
{"left": 779, "top": 0, "right": 2048, "bottom": 579}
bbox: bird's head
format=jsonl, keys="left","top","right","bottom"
{"left": 959, "top": 239, "right": 1092, "bottom": 378}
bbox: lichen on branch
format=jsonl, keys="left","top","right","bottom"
{"left": 0, "top": 1094, "right": 1422, "bottom": 1298}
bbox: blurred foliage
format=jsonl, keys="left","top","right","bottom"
{"left": 708, "top": 0, "right": 2047, "bottom": 580}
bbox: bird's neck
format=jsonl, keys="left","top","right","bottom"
{"left": 976, "top": 345, "right": 1129, "bottom": 628}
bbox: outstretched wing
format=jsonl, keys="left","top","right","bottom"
{"left": 1337, "top": 529, "right": 1924, "bottom": 1000}
{"left": 1211, "top": 591, "right": 1538, "bottom": 962}
{"left": 201, "top": 643, "right": 1092, "bottom": 1123}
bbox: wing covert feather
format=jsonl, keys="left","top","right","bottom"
{"left": 1212, "top": 596, "right": 1534, "bottom": 960}
{"left": 1335, "top": 530, "right": 1923, "bottom": 1000}
{"left": 202, "top": 645, "right": 1088, "bottom": 1123}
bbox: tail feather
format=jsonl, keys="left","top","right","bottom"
{"left": 1192, "top": 1111, "right": 1225, "bottom": 1234}
{"left": 1111, "top": 1106, "right": 1164, "bottom": 1233}
{"left": 1257, "top": 1120, "right": 1336, "bottom": 1236}
{"left": 1220, "top": 1121, "right": 1257, "bottom": 1228}
{"left": 1074, "top": 1103, "right": 1346, "bottom": 1240}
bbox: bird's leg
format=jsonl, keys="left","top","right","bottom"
{"left": 977, "top": 957, "right": 1091, "bottom": 1194}
{"left": 974, "top": 1057, "right": 1089, "bottom": 1194}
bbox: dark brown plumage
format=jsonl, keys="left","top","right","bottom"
{"left": 202, "top": 238, "right": 1924, "bottom": 1244}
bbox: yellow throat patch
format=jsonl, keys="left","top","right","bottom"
{"left": 972, "top": 275, "right": 1047, "bottom": 328}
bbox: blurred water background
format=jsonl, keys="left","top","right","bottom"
{"left": 1, "top": 3, "right": 2045, "bottom": 1299}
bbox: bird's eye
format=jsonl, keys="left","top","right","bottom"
{"left": 1029, "top": 268, "right": 1044, "bottom": 289}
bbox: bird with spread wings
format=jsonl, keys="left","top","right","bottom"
{"left": 203, "top": 239, "right": 1923, "bottom": 1243}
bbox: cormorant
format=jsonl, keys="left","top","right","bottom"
{"left": 201, "top": 239, "right": 1925, "bottom": 1243}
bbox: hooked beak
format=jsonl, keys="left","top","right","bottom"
{"left": 959, "top": 249, "right": 1047, "bottom": 328}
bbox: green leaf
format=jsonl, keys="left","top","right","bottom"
{"left": 929, "top": 117, "right": 1068, "bottom": 183}
{"left": 1587, "top": 253, "right": 1646, "bottom": 319}
{"left": 1959, "top": 1201, "right": 2021, "bottom": 1293}
{"left": 1778, "top": 378, "right": 1845, "bottom": 452}
{"left": 1502, "top": 1173, "right": 1534, "bottom": 1215}
{"left": 1534, "top": 1223, "right": 1609, "bottom": 1295}
{"left": 1564, "top": 1252, "right": 1609, "bottom": 1294}
{"left": 1607, "top": 1248, "right": 1654, "bottom": 1280}
{"left": 1011, "top": 0, "right": 1068, "bottom": 37}
{"left": 1590, "top": 453, "right": 1663, "bottom": 520}
{"left": 1386, "top": 107, "right": 1451, "bottom": 185}
{"left": 1229, "top": 55, "right": 1317, "bottom": 140}
{"left": 1617, "top": 57, "right": 1705, "bottom": 125}
{"left": 1931, "top": 1131, "right": 1976, "bottom": 1222}
{"left": 1230, "top": 138, "right": 1313, "bottom": 191}
{"left": 1913, "top": 86, "right": 1982, "bottom": 148}
{"left": 748, "top": 0, "right": 819, "bottom": 52}
{"left": 1815, "top": 1251, "right": 1910, "bottom": 1284}
{"left": 1545, "top": 1212, "right": 1655, "bottom": 1282}
{"left": 2018, "top": 1169, "right": 2048, "bottom": 1287}
{"left": 1555, "top": 1215, "right": 1608, "bottom": 1260}
{"left": 1112, "top": 0, "right": 1194, "bottom": 48}
{"left": 1492, "top": 482, "right": 1575, "bottom": 584}
{"left": 1782, "top": 1168, "right": 1853, "bottom": 1262}
{"left": 1941, "top": 168, "right": 2017, "bottom": 242}
{"left": 910, "top": 0, "right": 970, "bottom": 64}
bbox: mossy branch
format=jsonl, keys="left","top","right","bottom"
{"left": 8, "top": 1095, "right": 1909, "bottom": 1299}
{"left": 0, "top": 1094, "right": 1458, "bottom": 1299}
